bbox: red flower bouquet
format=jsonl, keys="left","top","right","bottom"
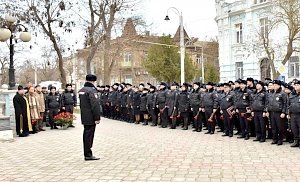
{"left": 54, "top": 112, "right": 76, "bottom": 127}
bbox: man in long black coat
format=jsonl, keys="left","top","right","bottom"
{"left": 79, "top": 74, "right": 101, "bottom": 161}
{"left": 13, "top": 85, "right": 31, "bottom": 137}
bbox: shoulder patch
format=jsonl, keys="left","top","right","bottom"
{"left": 79, "top": 92, "right": 85, "bottom": 95}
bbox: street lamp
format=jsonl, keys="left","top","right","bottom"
{"left": 0, "top": 14, "right": 31, "bottom": 89}
{"left": 164, "top": 7, "right": 185, "bottom": 85}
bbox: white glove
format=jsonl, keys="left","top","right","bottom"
{"left": 95, "top": 120, "right": 100, "bottom": 124}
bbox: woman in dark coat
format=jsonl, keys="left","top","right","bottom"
{"left": 140, "top": 88, "right": 149, "bottom": 125}
{"left": 13, "top": 85, "right": 32, "bottom": 137}
{"left": 132, "top": 87, "right": 141, "bottom": 124}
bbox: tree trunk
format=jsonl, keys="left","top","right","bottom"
{"left": 103, "top": 38, "right": 112, "bottom": 85}
{"left": 51, "top": 36, "right": 67, "bottom": 86}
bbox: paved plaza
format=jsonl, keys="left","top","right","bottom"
{"left": 1, "top": 116, "right": 300, "bottom": 182}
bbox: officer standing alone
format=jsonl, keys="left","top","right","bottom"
{"left": 79, "top": 74, "right": 101, "bottom": 161}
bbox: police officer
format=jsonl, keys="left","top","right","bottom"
{"left": 251, "top": 81, "right": 267, "bottom": 142}
{"left": 62, "top": 84, "right": 77, "bottom": 127}
{"left": 233, "top": 80, "right": 242, "bottom": 135}
{"left": 102, "top": 85, "right": 110, "bottom": 118}
{"left": 120, "top": 86, "right": 128, "bottom": 121}
{"left": 266, "top": 80, "right": 287, "bottom": 145}
{"left": 177, "top": 83, "right": 190, "bottom": 130}
{"left": 219, "top": 82, "right": 235, "bottom": 137}
{"left": 110, "top": 83, "right": 119, "bottom": 119}
{"left": 190, "top": 82, "right": 202, "bottom": 132}
{"left": 156, "top": 82, "right": 168, "bottom": 128}
{"left": 132, "top": 87, "right": 141, "bottom": 124}
{"left": 166, "top": 82, "right": 179, "bottom": 129}
{"left": 288, "top": 80, "right": 300, "bottom": 148}
{"left": 202, "top": 82, "right": 218, "bottom": 134}
{"left": 46, "top": 86, "right": 61, "bottom": 129}
{"left": 140, "top": 88, "right": 149, "bottom": 125}
{"left": 147, "top": 85, "right": 158, "bottom": 126}
{"left": 126, "top": 83, "right": 134, "bottom": 123}
{"left": 283, "top": 83, "right": 294, "bottom": 143}
{"left": 79, "top": 74, "right": 101, "bottom": 161}
{"left": 235, "top": 80, "right": 252, "bottom": 140}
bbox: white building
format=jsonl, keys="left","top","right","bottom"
{"left": 215, "top": 0, "right": 300, "bottom": 82}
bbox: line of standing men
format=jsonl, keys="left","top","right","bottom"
{"left": 96, "top": 78, "right": 300, "bottom": 148}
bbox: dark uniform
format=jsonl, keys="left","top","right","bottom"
{"left": 62, "top": 89, "right": 77, "bottom": 114}
{"left": 132, "top": 90, "right": 141, "bottom": 124}
{"left": 202, "top": 85, "right": 218, "bottom": 134}
{"left": 177, "top": 84, "right": 190, "bottom": 130}
{"left": 46, "top": 90, "right": 61, "bottom": 129}
{"left": 147, "top": 86, "right": 158, "bottom": 126}
{"left": 120, "top": 89, "right": 128, "bottom": 121}
{"left": 251, "top": 84, "right": 267, "bottom": 142}
{"left": 79, "top": 77, "right": 101, "bottom": 160}
{"left": 110, "top": 88, "right": 118, "bottom": 119}
{"left": 288, "top": 88, "right": 300, "bottom": 147}
{"left": 126, "top": 88, "right": 134, "bottom": 123}
{"left": 235, "top": 85, "right": 252, "bottom": 140}
{"left": 166, "top": 87, "right": 179, "bottom": 129}
{"left": 190, "top": 85, "right": 202, "bottom": 132}
{"left": 219, "top": 90, "right": 235, "bottom": 137}
{"left": 267, "top": 80, "right": 287, "bottom": 145}
{"left": 140, "top": 90, "right": 148, "bottom": 125}
{"left": 156, "top": 84, "right": 168, "bottom": 128}
{"left": 102, "top": 86, "right": 110, "bottom": 118}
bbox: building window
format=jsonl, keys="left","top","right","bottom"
{"left": 289, "top": 56, "right": 300, "bottom": 78}
{"left": 235, "top": 23, "right": 243, "bottom": 43}
{"left": 260, "top": 17, "right": 269, "bottom": 38}
{"left": 123, "top": 52, "right": 132, "bottom": 67}
{"left": 235, "top": 62, "right": 243, "bottom": 79}
{"left": 124, "top": 52, "right": 132, "bottom": 62}
{"left": 124, "top": 75, "right": 132, "bottom": 84}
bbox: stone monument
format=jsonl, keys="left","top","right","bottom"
{"left": 0, "top": 84, "right": 16, "bottom": 141}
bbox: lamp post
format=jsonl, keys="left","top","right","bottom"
{"left": 165, "top": 7, "right": 185, "bottom": 85}
{"left": 0, "top": 15, "right": 31, "bottom": 89}
{"left": 201, "top": 47, "right": 204, "bottom": 83}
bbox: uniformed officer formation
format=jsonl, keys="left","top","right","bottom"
{"left": 96, "top": 78, "right": 300, "bottom": 148}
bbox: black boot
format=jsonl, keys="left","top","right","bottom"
{"left": 291, "top": 139, "right": 299, "bottom": 147}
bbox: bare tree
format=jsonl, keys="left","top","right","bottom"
{"left": 0, "top": 57, "right": 9, "bottom": 85}
{"left": 254, "top": 0, "right": 300, "bottom": 79}
{"left": 26, "top": 0, "right": 77, "bottom": 86}
{"left": 82, "top": 0, "right": 139, "bottom": 84}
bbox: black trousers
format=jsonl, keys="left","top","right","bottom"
{"left": 121, "top": 107, "right": 127, "bottom": 121}
{"left": 48, "top": 109, "right": 59, "bottom": 128}
{"left": 160, "top": 108, "right": 168, "bottom": 127}
{"left": 291, "top": 113, "right": 300, "bottom": 140}
{"left": 83, "top": 124, "right": 96, "bottom": 157}
{"left": 65, "top": 105, "right": 74, "bottom": 114}
{"left": 149, "top": 107, "right": 158, "bottom": 125}
{"left": 270, "top": 112, "right": 284, "bottom": 141}
{"left": 254, "top": 111, "right": 266, "bottom": 140}
{"left": 239, "top": 111, "right": 249, "bottom": 137}
{"left": 223, "top": 109, "right": 233, "bottom": 135}
{"left": 205, "top": 108, "right": 214, "bottom": 132}
{"left": 127, "top": 107, "right": 134, "bottom": 123}
{"left": 103, "top": 104, "right": 109, "bottom": 117}
{"left": 181, "top": 112, "right": 189, "bottom": 129}
{"left": 192, "top": 107, "right": 202, "bottom": 130}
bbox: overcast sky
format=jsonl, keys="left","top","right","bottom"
{"left": 140, "top": 0, "right": 219, "bottom": 40}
